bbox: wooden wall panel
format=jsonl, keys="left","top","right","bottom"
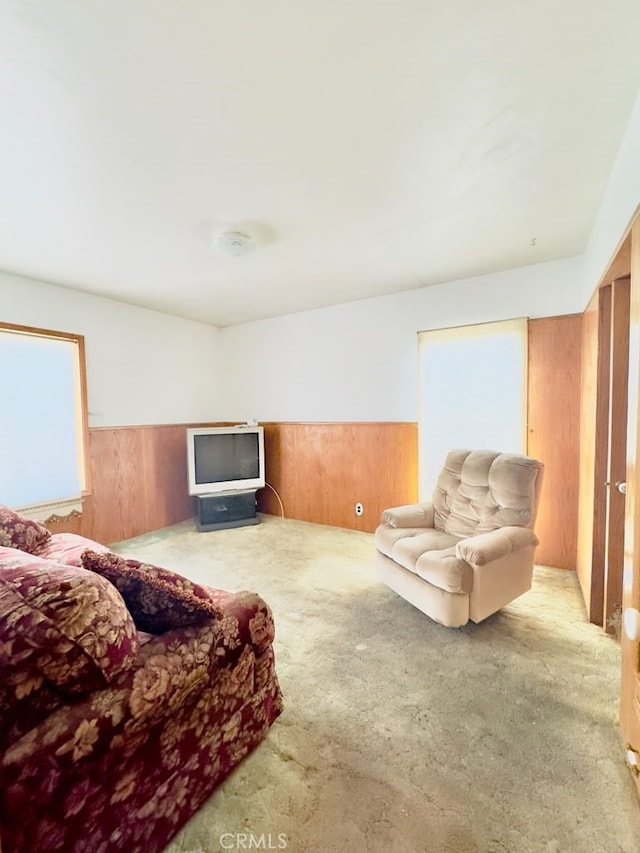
{"left": 527, "top": 315, "right": 582, "bottom": 569}
{"left": 141, "top": 426, "right": 192, "bottom": 531}
{"left": 47, "top": 424, "right": 199, "bottom": 544}
{"left": 576, "top": 291, "right": 610, "bottom": 624}
{"left": 85, "top": 428, "right": 149, "bottom": 544}
{"left": 256, "top": 422, "right": 418, "bottom": 533}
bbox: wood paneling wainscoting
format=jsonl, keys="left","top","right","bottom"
{"left": 46, "top": 421, "right": 418, "bottom": 543}
{"left": 46, "top": 315, "right": 581, "bottom": 560}
{"left": 256, "top": 422, "right": 418, "bottom": 533}
{"left": 47, "top": 424, "right": 198, "bottom": 545}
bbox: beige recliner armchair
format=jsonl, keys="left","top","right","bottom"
{"left": 375, "top": 448, "right": 544, "bottom": 627}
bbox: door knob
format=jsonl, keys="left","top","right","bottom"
{"left": 616, "top": 481, "right": 627, "bottom": 494}
{"left": 624, "top": 607, "right": 640, "bottom": 641}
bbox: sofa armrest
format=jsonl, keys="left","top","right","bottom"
{"left": 1, "top": 590, "right": 276, "bottom": 778}
{"left": 32, "top": 532, "right": 110, "bottom": 566}
{"left": 455, "top": 527, "right": 539, "bottom": 566}
{"left": 126, "top": 589, "right": 275, "bottom": 723}
{"left": 382, "top": 502, "right": 435, "bottom": 529}
{"left": 202, "top": 588, "right": 275, "bottom": 654}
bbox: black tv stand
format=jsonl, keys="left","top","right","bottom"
{"left": 194, "top": 489, "right": 259, "bottom": 532}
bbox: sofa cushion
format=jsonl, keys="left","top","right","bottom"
{"left": 0, "top": 546, "right": 139, "bottom": 694}
{"left": 81, "top": 550, "right": 223, "bottom": 634}
{"left": 0, "top": 503, "right": 51, "bottom": 554}
{"left": 33, "top": 532, "right": 110, "bottom": 566}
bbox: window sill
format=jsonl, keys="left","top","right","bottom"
{"left": 16, "top": 496, "right": 83, "bottom": 524}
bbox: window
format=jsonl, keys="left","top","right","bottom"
{"left": 0, "top": 322, "right": 90, "bottom": 521}
{"left": 418, "top": 318, "right": 528, "bottom": 499}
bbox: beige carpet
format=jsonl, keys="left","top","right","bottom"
{"left": 112, "top": 514, "right": 640, "bottom": 853}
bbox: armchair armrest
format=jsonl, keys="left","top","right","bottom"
{"left": 455, "top": 526, "right": 539, "bottom": 566}
{"left": 382, "top": 502, "right": 435, "bottom": 529}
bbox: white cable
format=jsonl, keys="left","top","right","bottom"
{"left": 264, "top": 481, "right": 285, "bottom": 518}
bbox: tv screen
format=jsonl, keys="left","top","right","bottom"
{"left": 186, "top": 426, "right": 265, "bottom": 496}
{"left": 194, "top": 432, "right": 260, "bottom": 484}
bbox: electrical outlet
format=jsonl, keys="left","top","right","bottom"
{"left": 355, "top": 502, "right": 364, "bottom": 516}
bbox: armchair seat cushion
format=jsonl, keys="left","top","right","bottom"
{"left": 387, "top": 529, "right": 460, "bottom": 572}
{"left": 375, "top": 528, "right": 472, "bottom": 594}
{"left": 374, "top": 525, "right": 447, "bottom": 560}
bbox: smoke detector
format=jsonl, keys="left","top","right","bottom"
{"left": 212, "top": 228, "right": 257, "bottom": 257}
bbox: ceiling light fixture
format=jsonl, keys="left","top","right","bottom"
{"left": 212, "top": 228, "right": 257, "bottom": 258}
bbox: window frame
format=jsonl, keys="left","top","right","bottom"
{"left": 0, "top": 321, "right": 91, "bottom": 518}
{"left": 417, "top": 317, "right": 528, "bottom": 500}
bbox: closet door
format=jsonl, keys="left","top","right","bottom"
{"left": 603, "top": 277, "right": 630, "bottom": 633}
{"left": 621, "top": 217, "right": 640, "bottom": 797}
{"left": 527, "top": 314, "right": 582, "bottom": 570}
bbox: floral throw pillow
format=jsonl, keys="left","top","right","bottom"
{"left": 81, "top": 550, "right": 223, "bottom": 634}
{"left": 0, "top": 504, "right": 51, "bottom": 554}
{"left": 0, "top": 547, "right": 139, "bottom": 694}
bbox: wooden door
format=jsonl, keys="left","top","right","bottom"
{"left": 579, "top": 277, "right": 630, "bottom": 630}
{"left": 527, "top": 315, "right": 582, "bottom": 569}
{"left": 621, "top": 217, "right": 640, "bottom": 797}
{"left": 604, "top": 276, "right": 630, "bottom": 634}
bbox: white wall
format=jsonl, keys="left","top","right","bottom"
{"left": 219, "top": 255, "right": 583, "bottom": 422}
{"left": 0, "top": 271, "right": 222, "bottom": 427}
{"left": 581, "top": 87, "right": 640, "bottom": 301}
{"left": 220, "top": 85, "right": 640, "bottom": 425}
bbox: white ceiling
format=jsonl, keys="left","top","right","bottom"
{"left": 2, "top": 1, "right": 640, "bottom": 327}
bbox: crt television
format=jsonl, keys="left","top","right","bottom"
{"left": 186, "top": 425, "right": 265, "bottom": 496}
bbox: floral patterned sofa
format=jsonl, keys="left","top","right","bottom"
{"left": 0, "top": 505, "right": 283, "bottom": 853}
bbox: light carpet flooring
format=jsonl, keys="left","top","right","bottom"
{"left": 111, "top": 514, "right": 640, "bottom": 853}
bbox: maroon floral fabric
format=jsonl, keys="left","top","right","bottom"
{"left": 0, "top": 547, "right": 139, "bottom": 694}
{"left": 0, "top": 665, "right": 66, "bottom": 754}
{"left": 0, "top": 586, "right": 283, "bottom": 853}
{"left": 33, "top": 532, "right": 110, "bottom": 566}
{"left": 81, "top": 550, "right": 223, "bottom": 633}
{"left": 0, "top": 503, "right": 51, "bottom": 554}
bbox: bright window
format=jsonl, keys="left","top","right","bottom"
{"left": 0, "top": 322, "right": 89, "bottom": 520}
{"left": 418, "top": 318, "right": 528, "bottom": 499}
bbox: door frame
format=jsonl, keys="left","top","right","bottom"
{"left": 620, "top": 216, "right": 640, "bottom": 797}
{"left": 603, "top": 276, "right": 630, "bottom": 634}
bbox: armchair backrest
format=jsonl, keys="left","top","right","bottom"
{"left": 432, "top": 449, "right": 543, "bottom": 539}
